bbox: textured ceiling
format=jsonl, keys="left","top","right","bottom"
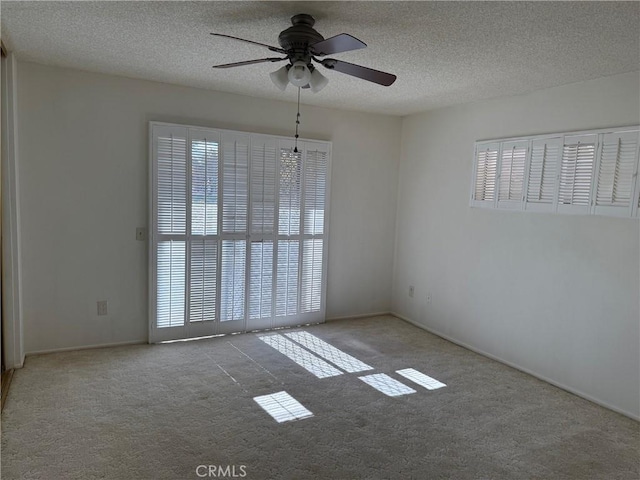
{"left": 2, "top": 1, "right": 639, "bottom": 116}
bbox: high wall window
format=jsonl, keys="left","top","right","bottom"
{"left": 471, "top": 126, "right": 640, "bottom": 218}
{"left": 150, "top": 123, "right": 331, "bottom": 342}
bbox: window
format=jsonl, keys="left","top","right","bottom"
{"left": 470, "top": 126, "right": 640, "bottom": 218}
{"left": 150, "top": 123, "right": 331, "bottom": 342}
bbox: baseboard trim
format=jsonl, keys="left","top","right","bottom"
{"left": 326, "top": 311, "right": 391, "bottom": 322}
{"left": 391, "top": 311, "right": 640, "bottom": 422}
{"left": 1, "top": 368, "right": 14, "bottom": 411}
{"left": 26, "top": 340, "right": 146, "bottom": 356}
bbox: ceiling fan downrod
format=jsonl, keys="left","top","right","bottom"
{"left": 294, "top": 87, "right": 301, "bottom": 153}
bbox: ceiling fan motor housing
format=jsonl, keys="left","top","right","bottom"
{"left": 278, "top": 14, "right": 324, "bottom": 63}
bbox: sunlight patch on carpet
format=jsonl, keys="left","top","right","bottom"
{"left": 259, "top": 334, "right": 343, "bottom": 378}
{"left": 284, "top": 331, "right": 373, "bottom": 373}
{"left": 254, "top": 391, "right": 313, "bottom": 423}
{"left": 358, "top": 373, "right": 416, "bottom": 397}
{"left": 396, "top": 368, "right": 446, "bottom": 390}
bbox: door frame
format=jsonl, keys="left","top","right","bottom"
{"left": 1, "top": 50, "right": 25, "bottom": 368}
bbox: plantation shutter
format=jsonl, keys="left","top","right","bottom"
{"left": 301, "top": 147, "right": 328, "bottom": 313}
{"left": 276, "top": 143, "right": 302, "bottom": 318}
{"left": 150, "top": 123, "right": 331, "bottom": 342}
{"left": 497, "top": 140, "right": 527, "bottom": 209}
{"left": 153, "top": 125, "right": 188, "bottom": 329}
{"left": 593, "top": 131, "right": 640, "bottom": 217}
{"left": 220, "top": 133, "right": 249, "bottom": 324}
{"left": 524, "top": 137, "right": 562, "bottom": 212}
{"left": 249, "top": 136, "right": 277, "bottom": 329}
{"left": 471, "top": 142, "right": 499, "bottom": 207}
{"left": 275, "top": 141, "right": 330, "bottom": 324}
{"left": 189, "top": 130, "right": 221, "bottom": 326}
{"left": 558, "top": 134, "right": 597, "bottom": 214}
{"left": 471, "top": 126, "right": 640, "bottom": 218}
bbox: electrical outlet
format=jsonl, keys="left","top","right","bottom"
{"left": 97, "top": 300, "right": 108, "bottom": 316}
{"left": 426, "top": 292, "right": 432, "bottom": 304}
{"left": 136, "top": 227, "right": 147, "bottom": 241}
{"left": 409, "top": 285, "right": 415, "bottom": 298}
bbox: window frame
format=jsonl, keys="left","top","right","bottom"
{"left": 470, "top": 125, "right": 640, "bottom": 219}
{"left": 148, "top": 122, "right": 332, "bottom": 343}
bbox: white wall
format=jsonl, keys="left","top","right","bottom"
{"left": 393, "top": 72, "right": 640, "bottom": 418}
{"left": 17, "top": 62, "right": 400, "bottom": 353}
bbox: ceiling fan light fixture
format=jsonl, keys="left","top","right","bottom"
{"left": 270, "top": 65, "right": 289, "bottom": 91}
{"left": 309, "top": 68, "right": 329, "bottom": 93}
{"left": 287, "top": 61, "right": 311, "bottom": 87}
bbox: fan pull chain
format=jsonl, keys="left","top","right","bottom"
{"left": 294, "top": 87, "right": 301, "bottom": 153}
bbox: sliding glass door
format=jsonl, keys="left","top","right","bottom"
{"left": 149, "top": 123, "right": 330, "bottom": 342}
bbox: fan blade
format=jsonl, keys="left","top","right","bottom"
{"left": 210, "top": 33, "right": 286, "bottom": 54}
{"left": 212, "top": 57, "right": 287, "bottom": 69}
{"left": 320, "top": 59, "right": 396, "bottom": 86}
{"left": 311, "top": 33, "right": 367, "bottom": 56}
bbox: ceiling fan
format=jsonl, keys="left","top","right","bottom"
{"left": 211, "top": 13, "right": 397, "bottom": 92}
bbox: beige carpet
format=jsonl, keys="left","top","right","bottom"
{"left": 2, "top": 316, "right": 638, "bottom": 479}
